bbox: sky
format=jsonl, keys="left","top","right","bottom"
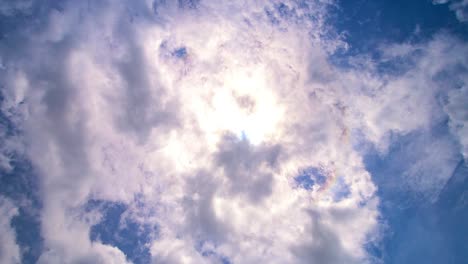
{"left": 0, "top": 0, "right": 467, "bottom": 263}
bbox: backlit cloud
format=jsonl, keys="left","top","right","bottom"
{"left": 0, "top": 1, "right": 466, "bottom": 263}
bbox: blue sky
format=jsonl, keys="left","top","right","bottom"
{"left": 0, "top": 0, "right": 467, "bottom": 263}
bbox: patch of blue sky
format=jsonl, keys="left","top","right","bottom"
{"left": 10, "top": 206, "right": 43, "bottom": 264}
{"left": 276, "top": 2, "right": 291, "bottom": 18}
{"left": 0, "top": 94, "right": 43, "bottom": 264}
{"left": 0, "top": 96, "right": 18, "bottom": 136}
{"left": 369, "top": 161, "right": 468, "bottom": 264}
{"left": 88, "top": 200, "right": 155, "bottom": 264}
{"left": 369, "top": 122, "right": 460, "bottom": 200}
{"left": 0, "top": 159, "right": 43, "bottom": 264}
{"left": 348, "top": 128, "right": 374, "bottom": 155}
{"left": 264, "top": 1, "right": 321, "bottom": 29}
{"left": 195, "top": 240, "right": 232, "bottom": 264}
{"left": 295, "top": 167, "right": 350, "bottom": 201}
{"left": 363, "top": 121, "right": 467, "bottom": 263}
{"left": 330, "top": 176, "right": 351, "bottom": 202}
{"left": 178, "top": 0, "right": 199, "bottom": 9}
{"left": 328, "top": 0, "right": 468, "bottom": 68}
{"left": 0, "top": 0, "right": 67, "bottom": 40}
{"left": 294, "top": 167, "right": 327, "bottom": 190}
{"left": 294, "top": 174, "right": 315, "bottom": 190}
{"left": 264, "top": 7, "right": 281, "bottom": 26}
{"left": 173, "top": 47, "right": 188, "bottom": 59}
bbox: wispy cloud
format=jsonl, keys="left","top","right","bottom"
{"left": 433, "top": 0, "right": 468, "bottom": 22}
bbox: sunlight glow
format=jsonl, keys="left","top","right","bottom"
{"left": 208, "top": 65, "right": 284, "bottom": 145}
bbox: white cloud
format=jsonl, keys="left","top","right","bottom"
{"left": 0, "top": 196, "right": 21, "bottom": 264}
{"left": 0, "top": 0, "right": 467, "bottom": 263}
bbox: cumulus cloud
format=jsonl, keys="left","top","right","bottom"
{"left": 0, "top": 0, "right": 467, "bottom": 263}
{"left": 0, "top": 196, "right": 21, "bottom": 264}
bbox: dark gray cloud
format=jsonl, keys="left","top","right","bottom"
{"left": 183, "top": 171, "right": 227, "bottom": 243}
{"left": 215, "top": 134, "right": 281, "bottom": 203}
{"left": 291, "top": 210, "right": 359, "bottom": 264}
{"left": 114, "top": 19, "right": 180, "bottom": 143}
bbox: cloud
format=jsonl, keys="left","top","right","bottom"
{"left": 215, "top": 134, "right": 281, "bottom": 203}
{"left": 291, "top": 210, "right": 359, "bottom": 264}
{"left": 445, "top": 86, "right": 468, "bottom": 160}
{"left": 0, "top": 0, "right": 467, "bottom": 263}
{"left": 0, "top": 0, "right": 33, "bottom": 16}
{"left": 0, "top": 196, "right": 21, "bottom": 264}
{"left": 433, "top": 0, "right": 468, "bottom": 22}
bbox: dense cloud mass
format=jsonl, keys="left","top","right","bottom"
{"left": 0, "top": 0, "right": 467, "bottom": 263}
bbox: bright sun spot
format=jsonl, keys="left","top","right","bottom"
{"left": 209, "top": 65, "right": 283, "bottom": 145}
